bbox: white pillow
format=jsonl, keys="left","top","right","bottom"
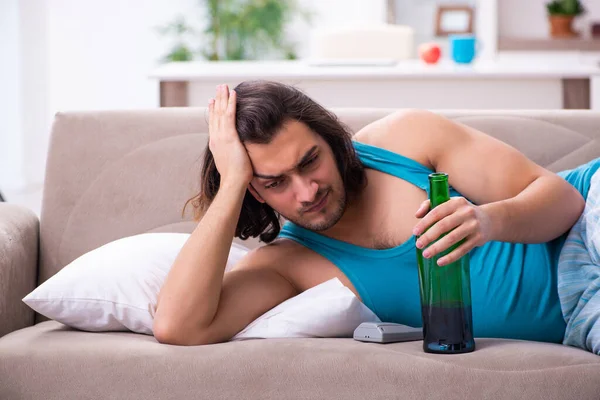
{"left": 232, "top": 277, "right": 381, "bottom": 340}
{"left": 22, "top": 233, "right": 383, "bottom": 340}
{"left": 22, "top": 233, "right": 250, "bottom": 335}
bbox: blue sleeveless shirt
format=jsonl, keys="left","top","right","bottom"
{"left": 277, "top": 141, "right": 600, "bottom": 343}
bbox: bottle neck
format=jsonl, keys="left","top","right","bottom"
{"left": 429, "top": 173, "right": 450, "bottom": 208}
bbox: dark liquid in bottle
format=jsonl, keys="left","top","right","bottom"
{"left": 421, "top": 304, "right": 475, "bottom": 354}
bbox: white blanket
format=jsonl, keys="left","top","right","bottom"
{"left": 558, "top": 170, "right": 600, "bottom": 354}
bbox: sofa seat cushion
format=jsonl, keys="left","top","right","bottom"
{"left": 1, "top": 321, "right": 600, "bottom": 400}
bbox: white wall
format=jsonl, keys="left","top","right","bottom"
{"left": 288, "top": 0, "right": 387, "bottom": 58}
{"left": 499, "top": 0, "right": 600, "bottom": 38}
{"left": 296, "top": 0, "right": 386, "bottom": 37}
{"left": 21, "top": 0, "right": 49, "bottom": 187}
{"left": 8, "top": 0, "right": 202, "bottom": 189}
{"left": 44, "top": 0, "right": 385, "bottom": 117}
{"left": 0, "top": 0, "right": 24, "bottom": 191}
{"left": 47, "top": 0, "right": 199, "bottom": 113}
{"left": 7, "top": 0, "right": 387, "bottom": 190}
{"left": 475, "top": 0, "right": 497, "bottom": 60}
{"left": 43, "top": 0, "right": 386, "bottom": 116}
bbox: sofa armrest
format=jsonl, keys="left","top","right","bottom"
{"left": 0, "top": 203, "right": 39, "bottom": 337}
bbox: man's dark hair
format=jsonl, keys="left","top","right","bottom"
{"left": 183, "top": 80, "right": 366, "bottom": 243}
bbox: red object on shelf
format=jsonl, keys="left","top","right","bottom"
{"left": 418, "top": 43, "right": 442, "bottom": 64}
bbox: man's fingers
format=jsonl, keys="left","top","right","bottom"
{"left": 421, "top": 224, "right": 469, "bottom": 260}
{"left": 217, "top": 84, "right": 229, "bottom": 114}
{"left": 208, "top": 98, "right": 215, "bottom": 128}
{"left": 227, "top": 89, "right": 236, "bottom": 116}
{"left": 214, "top": 85, "right": 221, "bottom": 114}
{"left": 213, "top": 85, "right": 221, "bottom": 114}
{"left": 437, "top": 236, "right": 477, "bottom": 266}
{"left": 413, "top": 200, "right": 456, "bottom": 236}
{"left": 415, "top": 199, "right": 430, "bottom": 218}
{"left": 416, "top": 212, "right": 463, "bottom": 250}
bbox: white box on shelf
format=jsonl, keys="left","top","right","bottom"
{"left": 309, "top": 23, "right": 415, "bottom": 62}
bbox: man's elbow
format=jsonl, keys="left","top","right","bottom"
{"left": 153, "top": 320, "right": 224, "bottom": 346}
{"left": 152, "top": 320, "right": 192, "bottom": 345}
{"left": 565, "top": 181, "right": 585, "bottom": 226}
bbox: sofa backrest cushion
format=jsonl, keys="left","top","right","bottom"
{"left": 38, "top": 108, "right": 600, "bottom": 295}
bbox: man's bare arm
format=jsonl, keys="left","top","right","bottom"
{"left": 153, "top": 84, "right": 297, "bottom": 345}
{"left": 425, "top": 110, "right": 584, "bottom": 243}
{"left": 153, "top": 182, "right": 296, "bottom": 345}
{"left": 380, "top": 110, "right": 585, "bottom": 263}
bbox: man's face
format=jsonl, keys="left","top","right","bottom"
{"left": 246, "top": 120, "right": 346, "bottom": 231}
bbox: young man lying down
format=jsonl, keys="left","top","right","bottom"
{"left": 153, "top": 80, "right": 600, "bottom": 354}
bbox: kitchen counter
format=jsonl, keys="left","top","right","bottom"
{"left": 149, "top": 58, "right": 600, "bottom": 110}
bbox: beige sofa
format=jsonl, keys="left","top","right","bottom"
{"left": 2, "top": 108, "right": 600, "bottom": 399}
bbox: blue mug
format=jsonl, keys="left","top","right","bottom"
{"left": 449, "top": 34, "right": 477, "bottom": 64}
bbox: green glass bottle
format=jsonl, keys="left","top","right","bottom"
{"left": 416, "top": 172, "right": 476, "bottom": 354}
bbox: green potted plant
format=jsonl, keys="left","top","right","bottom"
{"left": 201, "top": 0, "right": 313, "bottom": 61}
{"left": 546, "top": 0, "right": 586, "bottom": 38}
{"left": 157, "top": 0, "right": 313, "bottom": 63}
{"left": 155, "top": 15, "right": 197, "bottom": 62}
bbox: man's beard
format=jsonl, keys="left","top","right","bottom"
{"left": 281, "top": 186, "right": 347, "bottom": 232}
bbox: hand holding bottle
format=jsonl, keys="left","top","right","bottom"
{"left": 412, "top": 196, "right": 492, "bottom": 266}
{"left": 415, "top": 173, "right": 476, "bottom": 354}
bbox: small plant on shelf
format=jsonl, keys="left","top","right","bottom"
{"left": 545, "top": 0, "right": 586, "bottom": 38}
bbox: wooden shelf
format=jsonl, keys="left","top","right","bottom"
{"left": 499, "top": 37, "right": 600, "bottom": 52}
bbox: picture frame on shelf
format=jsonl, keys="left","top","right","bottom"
{"left": 435, "top": 5, "right": 474, "bottom": 37}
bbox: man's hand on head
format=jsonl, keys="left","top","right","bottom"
{"left": 208, "top": 84, "right": 254, "bottom": 187}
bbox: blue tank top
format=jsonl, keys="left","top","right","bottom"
{"left": 278, "top": 141, "right": 600, "bottom": 343}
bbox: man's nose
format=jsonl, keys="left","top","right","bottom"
{"left": 294, "top": 176, "right": 318, "bottom": 204}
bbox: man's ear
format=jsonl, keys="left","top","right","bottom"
{"left": 248, "top": 183, "right": 265, "bottom": 203}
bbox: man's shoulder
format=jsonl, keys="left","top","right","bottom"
{"left": 353, "top": 109, "right": 440, "bottom": 168}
